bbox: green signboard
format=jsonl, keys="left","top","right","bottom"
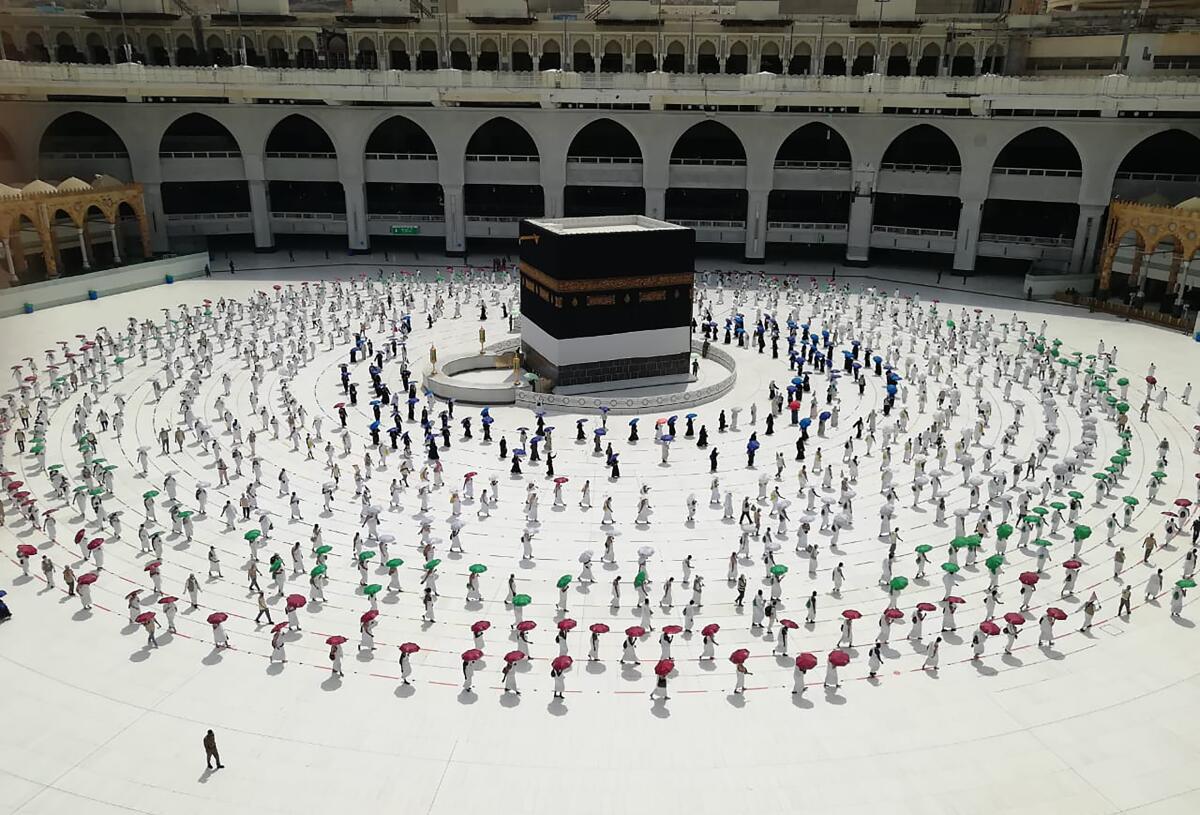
{"left": 390, "top": 225, "right": 420, "bottom": 235}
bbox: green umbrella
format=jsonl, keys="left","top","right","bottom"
{"left": 1032, "top": 506, "right": 1049, "bottom": 515}
{"left": 142, "top": 490, "right": 159, "bottom": 499}
{"left": 512, "top": 593, "right": 531, "bottom": 607}
{"left": 771, "top": 564, "right": 789, "bottom": 576}
{"left": 1105, "top": 465, "right": 1121, "bottom": 474}
{"left": 363, "top": 583, "right": 383, "bottom": 597}
{"left": 965, "top": 535, "right": 983, "bottom": 549}
{"left": 113, "top": 356, "right": 126, "bottom": 364}
{"left": 1092, "top": 472, "right": 1108, "bottom": 481}
{"left": 468, "top": 563, "right": 487, "bottom": 574}
{"left": 915, "top": 544, "right": 933, "bottom": 554}
{"left": 985, "top": 554, "right": 1005, "bottom": 573}
{"left": 29, "top": 445, "right": 45, "bottom": 455}
{"left": 889, "top": 576, "right": 908, "bottom": 592}
{"left": 103, "top": 464, "right": 117, "bottom": 472}
{"left": 244, "top": 529, "right": 261, "bottom": 541}
{"left": 946, "top": 319, "right": 955, "bottom": 328}
{"left": 1122, "top": 496, "right": 1139, "bottom": 506}
{"left": 951, "top": 536, "right": 971, "bottom": 549}
{"left": 88, "top": 487, "right": 104, "bottom": 496}
{"left": 269, "top": 561, "right": 283, "bottom": 574}
{"left": 358, "top": 551, "right": 376, "bottom": 562}
{"left": 1110, "top": 455, "right": 1126, "bottom": 465}
{"left": 1116, "top": 402, "right": 1130, "bottom": 413}
{"left": 1116, "top": 448, "right": 1132, "bottom": 458}
{"left": 1067, "top": 490, "right": 1084, "bottom": 500}
{"left": 91, "top": 457, "right": 106, "bottom": 464}
{"left": 996, "top": 523, "right": 1014, "bottom": 540}
{"left": 1024, "top": 514, "right": 1043, "bottom": 525}
{"left": 315, "top": 544, "right": 332, "bottom": 555}
{"left": 634, "top": 570, "right": 648, "bottom": 588}
{"left": 386, "top": 558, "right": 405, "bottom": 569}
{"left": 1119, "top": 431, "right": 1132, "bottom": 440}
{"left": 73, "top": 485, "right": 89, "bottom": 493}
{"left": 1116, "top": 377, "right": 1129, "bottom": 386}
{"left": 177, "top": 510, "right": 194, "bottom": 519}
{"left": 48, "top": 463, "right": 64, "bottom": 471}
{"left": 556, "top": 574, "right": 572, "bottom": 589}
{"left": 311, "top": 564, "right": 327, "bottom": 577}
{"left": 941, "top": 562, "right": 960, "bottom": 574}
{"left": 1177, "top": 579, "right": 1197, "bottom": 589}
{"left": 1033, "top": 538, "right": 1053, "bottom": 548}
{"left": 423, "top": 558, "right": 440, "bottom": 570}
{"left": 1151, "top": 470, "right": 1167, "bottom": 480}
{"left": 78, "top": 443, "right": 92, "bottom": 452}
{"left": 1073, "top": 525, "right": 1092, "bottom": 541}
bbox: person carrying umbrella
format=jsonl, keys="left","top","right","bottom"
{"left": 502, "top": 659, "right": 520, "bottom": 695}
{"left": 143, "top": 614, "right": 160, "bottom": 648}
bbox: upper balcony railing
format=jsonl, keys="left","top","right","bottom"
{"left": 4, "top": 62, "right": 1200, "bottom": 113}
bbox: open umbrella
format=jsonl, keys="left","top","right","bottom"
{"left": 1003, "top": 612, "right": 1026, "bottom": 626}
{"left": 1046, "top": 607, "right": 1068, "bottom": 620}
{"left": 841, "top": 609, "right": 862, "bottom": 620}
{"left": 556, "top": 574, "right": 572, "bottom": 589}
{"left": 700, "top": 623, "right": 720, "bottom": 637}
{"left": 360, "top": 610, "right": 379, "bottom": 623}
{"left": 516, "top": 620, "right": 537, "bottom": 633}
{"left": 423, "top": 558, "right": 440, "bottom": 570}
{"left": 471, "top": 620, "right": 491, "bottom": 634}
{"left": 504, "top": 651, "right": 526, "bottom": 664}
{"left": 979, "top": 620, "right": 1001, "bottom": 636}
{"left": 512, "top": 594, "right": 531, "bottom": 608}
{"left": 625, "top": 625, "right": 646, "bottom": 638}
{"left": 663, "top": 624, "right": 683, "bottom": 636}
{"left": 386, "top": 558, "right": 405, "bottom": 569}
{"left": 915, "top": 544, "right": 933, "bottom": 554}
{"left": 363, "top": 584, "right": 383, "bottom": 597}
{"left": 285, "top": 594, "right": 307, "bottom": 608}
{"left": 945, "top": 596, "right": 965, "bottom": 605}
{"left": 244, "top": 529, "right": 261, "bottom": 542}
{"left": 589, "top": 622, "right": 610, "bottom": 634}
{"left": 400, "top": 642, "right": 421, "bottom": 655}
{"left": 462, "top": 648, "right": 483, "bottom": 661}
{"left": 1177, "top": 578, "right": 1197, "bottom": 589}
{"left": 16, "top": 543, "right": 38, "bottom": 557}
{"left": 770, "top": 564, "right": 789, "bottom": 576}
{"left": 654, "top": 658, "right": 675, "bottom": 677}
{"left": 1019, "top": 571, "right": 1040, "bottom": 586}
{"left": 272, "top": 622, "right": 289, "bottom": 633}
{"left": 310, "top": 564, "right": 327, "bottom": 578}
{"left": 557, "top": 618, "right": 577, "bottom": 632}
{"left": 916, "top": 601, "right": 937, "bottom": 612}
{"left": 134, "top": 611, "right": 156, "bottom": 624}
{"left": 1063, "top": 559, "right": 1082, "bottom": 571}
{"left": 551, "top": 655, "right": 574, "bottom": 671}
{"left": 326, "top": 635, "right": 348, "bottom": 646}
{"left": 77, "top": 572, "right": 99, "bottom": 586}
{"left": 729, "top": 648, "right": 751, "bottom": 665}
{"left": 828, "top": 649, "right": 850, "bottom": 667}
{"left": 941, "top": 562, "right": 960, "bottom": 574}
{"left": 315, "top": 545, "right": 333, "bottom": 555}
{"left": 207, "top": 612, "right": 228, "bottom": 625}
{"left": 883, "top": 608, "right": 905, "bottom": 620}
{"left": 795, "top": 652, "right": 818, "bottom": 670}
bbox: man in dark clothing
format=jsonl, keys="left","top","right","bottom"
{"left": 204, "top": 729, "right": 224, "bottom": 770}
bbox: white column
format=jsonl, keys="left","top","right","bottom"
{"left": 248, "top": 178, "right": 274, "bottom": 251}
{"left": 2, "top": 240, "right": 18, "bottom": 284}
{"left": 78, "top": 227, "right": 90, "bottom": 271}
{"left": 1069, "top": 203, "right": 1106, "bottom": 277}
{"left": 844, "top": 165, "right": 877, "bottom": 266}
{"left": 744, "top": 188, "right": 769, "bottom": 263}
{"left": 443, "top": 184, "right": 466, "bottom": 257}
{"left": 953, "top": 199, "right": 983, "bottom": 272}
{"left": 109, "top": 222, "right": 122, "bottom": 264}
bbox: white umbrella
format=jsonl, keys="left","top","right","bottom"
{"left": 637, "top": 546, "right": 655, "bottom": 558}
{"left": 578, "top": 550, "right": 594, "bottom": 563}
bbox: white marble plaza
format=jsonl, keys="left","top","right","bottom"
{"left": 2, "top": 253, "right": 1199, "bottom": 815}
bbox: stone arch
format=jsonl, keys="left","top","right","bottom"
{"left": 664, "top": 39, "right": 686, "bottom": 73}
{"left": 774, "top": 122, "right": 853, "bottom": 167}
{"left": 601, "top": 39, "right": 622, "bottom": 73}
{"left": 671, "top": 121, "right": 746, "bottom": 164}
{"left": 887, "top": 41, "right": 910, "bottom": 76}
{"left": 917, "top": 42, "right": 940, "bottom": 76}
{"left": 823, "top": 42, "right": 846, "bottom": 76}
{"left": 449, "top": 37, "right": 470, "bottom": 70}
{"left": 727, "top": 40, "right": 749, "bottom": 75}
{"left": 512, "top": 38, "right": 533, "bottom": 72}
{"left": 465, "top": 117, "right": 539, "bottom": 159}
{"left": 264, "top": 113, "right": 337, "bottom": 157}
{"left": 993, "top": 126, "right": 1082, "bottom": 173}
{"left": 567, "top": 119, "right": 644, "bottom": 162}
{"left": 540, "top": 38, "right": 561, "bottom": 70}
{"left": 759, "top": 41, "right": 782, "bottom": 73}
{"left": 789, "top": 41, "right": 812, "bottom": 75}
{"left": 573, "top": 38, "right": 594, "bottom": 73}
{"left": 881, "top": 124, "right": 961, "bottom": 169}
{"left": 697, "top": 40, "right": 719, "bottom": 74}
{"left": 634, "top": 39, "right": 656, "bottom": 73}
{"left": 159, "top": 112, "right": 242, "bottom": 155}
{"left": 478, "top": 38, "right": 499, "bottom": 71}
{"left": 951, "top": 42, "right": 975, "bottom": 76}
{"left": 1117, "top": 129, "right": 1200, "bottom": 179}
{"left": 853, "top": 42, "right": 875, "bottom": 76}
{"left": 365, "top": 116, "right": 438, "bottom": 158}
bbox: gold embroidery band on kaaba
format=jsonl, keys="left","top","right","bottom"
{"left": 519, "top": 261, "right": 694, "bottom": 294}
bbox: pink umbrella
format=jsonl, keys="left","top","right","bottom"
{"left": 135, "top": 611, "right": 156, "bottom": 624}
{"left": 286, "top": 594, "right": 307, "bottom": 609}
{"left": 504, "top": 650, "right": 526, "bottom": 664}
{"left": 1063, "top": 559, "right": 1082, "bottom": 570}
{"left": 1003, "top": 612, "right": 1027, "bottom": 625}
{"left": 461, "top": 648, "right": 483, "bottom": 661}
{"left": 325, "top": 635, "right": 348, "bottom": 646}
{"left": 701, "top": 623, "right": 720, "bottom": 636}
{"left": 780, "top": 618, "right": 800, "bottom": 629}
{"left": 1019, "top": 572, "right": 1040, "bottom": 586}
{"left": 16, "top": 544, "right": 37, "bottom": 557}
{"left": 553, "top": 477, "right": 569, "bottom": 485}
{"left": 654, "top": 658, "right": 675, "bottom": 677}
{"left": 360, "top": 610, "right": 379, "bottom": 623}
{"left": 207, "top": 612, "right": 228, "bottom": 625}
{"left": 841, "top": 609, "right": 862, "bottom": 620}
{"left": 77, "top": 572, "right": 99, "bottom": 585}
{"left": 1046, "top": 607, "right": 1068, "bottom": 621}
{"left": 75, "top": 529, "right": 86, "bottom": 544}
{"left": 1175, "top": 498, "right": 1193, "bottom": 508}
{"left": 1146, "top": 375, "right": 1157, "bottom": 385}
{"left": 795, "top": 652, "right": 818, "bottom": 670}
{"left": 828, "top": 649, "right": 850, "bottom": 667}
{"left": 157, "top": 596, "right": 178, "bottom": 605}
{"left": 916, "top": 602, "right": 937, "bottom": 612}
{"left": 399, "top": 642, "right": 420, "bottom": 655}
{"left": 87, "top": 538, "right": 104, "bottom": 551}
{"left": 557, "top": 618, "right": 577, "bottom": 631}
{"left": 125, "top": 590, "right": 142, "bottom": 600}
{"left": 589, "top": 622, "right": 610, "bottom": 634}
{"left": 625, "top": 625, "right": 646, "bottom": 638}
{"left": 271, "top": 622, "right": 289, "bottom": 633}
{"left": 979, "top": 621, "right": 1001, "bottom": 636}
{"left": 143, "top": 561, "right": 162, "bottom": 572}
{"left": 729, "top": 648, "right": 751, "bottom": 664}
{"left": 662, "top": 624, "right": 683, "bottom": 635}
{"left": 945, "top": 596, "right": 965, "bottom": 605}
{"left": 471, "top": 620, "right": 491, "bottom": 634}
{"left": 883, "top": 608, "right": 905, "bottom": 620}
{"left": 551, "top": 655, "right": 573, "bottom": 671}
{"left": 516, "top": 620, "right": 537, "bottom": 632}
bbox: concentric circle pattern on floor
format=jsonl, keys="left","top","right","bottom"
{"left": 2, "top": 263, "right": 1200, "bottom": 815}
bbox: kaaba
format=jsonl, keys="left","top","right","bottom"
{"left": 517, "top": 215, "right": 695, "bottom": 391}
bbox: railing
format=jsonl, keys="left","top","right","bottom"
{"left": 673, "top": 219, "right": 746, "bottom": 229}
{"left": 265, "top": 151, "right": 337, "bottom": 159}
{"left": 1114, "top": 170, "right": 1200, "bottom": 183}
{"left": 465, "top": 154, "right": 538, "bottom": 162}
{"left": 270, "top": 211, "right": 345, "bottom": 220}
{"left": 881, "top": 162, "right": 961, "bottom": 174}
{"left": 567, "top": 156, "right": 643, "bottom": 164}
{"left": 159, "top": 150, "right": 241, "bottom": 159}
{"left": 767, "top": 221, "right": 848, "bottom": 231}
{"left": 774, "top": 160, "right": 851, "bottom": 170}
{"left": 365, "top": 153, "right": 438, "bottom": 161}
{"left": 1055, "top": 292, "right": 1191, "bottom": 332}
{"left": 670, "top": 158, "right": 747, "bottom": 167}
{"left": 166, "top": 212, "right": 249, "bottom": 221}
{"left": 981, "top": 232, "right": 1074, "bottom": 247}
{"left": 42, "top": 151, "right": 129, "bottom": 160}
{"left": 465, "top": 215, "right": 522, "bottom": 222}
{"left": 872, "top": 225, "right": 957, "bottom": 238}
{"left": 367, "top": 213, "right": 444, "bottom": 222}
{"left": 992, "top": 167, "right": 1083, "bottom": 178}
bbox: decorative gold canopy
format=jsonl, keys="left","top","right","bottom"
{"left": 1097, "top": 199, "right": 1200, "bottom": 295}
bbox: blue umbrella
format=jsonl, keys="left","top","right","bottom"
{"left": 819, "top": 411, "right": 831, "bottom": 421}
{"left": 544, "top": 426, "right": 555, "bottom": 433}
{"left": 886, "top": 384, "right": 898, "bottom": 395}
{"left": 852, "top": 362, "right": 862, "bottom": 370}
{"left": 516, "top": 427, "right": 529, "bottom": 432}
{"left": 481, "top": 416, "right": 494, "bottom": 425}
{"left": 594, "top": 427, "right": 606, "bottom": 436}
{"left": 747, "top": 439, "right": 760, "bottom": 451}
{"left": 481, "top": 407, "right": 491, "bottom": 416}
{"left": 535, "top": 410, "right": 546, "bottom": 417}
{"left": 685, "top": 413, "right": 698, "bottom": 419}
{"left": 532, "top": 435, "right": 544, "bottom": 444}
{"left": 369, "top": 420, "right": 381, "bottom": 430}
{"left": 370, "top": 399, "right": 382, "bottom": 406}
{"left": 407, "top": 397, "right": 419, "bottom": 404}
{"left": 873, "top": 355, "right": 883, "bottom": 364}
{"left": 661, "top": 435, "right": 674, "bottom": 443}
{"left": 599, "top": 406, "right": 610, "bottom": 413}
{"left": 791, "top": 377, "right": 803, "bottom": 386}
{"left": 799, "top": 418, "right": 812, "bottom": 429}
{"left": 512, "top": 449, "right": 526, "bottom": 457}
{"left": 628, "top": 418, "right": 639, "bottom": 425}
{"left": 668, "top": 415, "right": 677, "bottom": 422}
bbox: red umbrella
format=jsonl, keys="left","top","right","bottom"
{"left": 516, "top": 620, "right": 537, "bottom": 632}
{"left": 589, "top": 622, "right": 610, "bottom": 634}
{"left": 334, "top": 402, "right": 345, "bottom": 409}
{"left": 461, "top": 648, "right": 483, "bottom": 661}
{"left": 6, "top": 481, "right": 24, "bottom": 491}
{"left": 471, "top": 620, "right": 491, "bottom": 634}
{"left": 77, "top": 572, "right": 98, "bottom": 585}
{"left": 16, "top": 543, "right": 37, "bottom": 557}
{"left": 11, "top": 491, "right": 30, "bottom": 501}
{"left": 884, "top": 608, "right": 905, "bottom": 620}
{"left": 1046, "top": 607, "right": 1068, "bottom": 621}
{"left": 1063, "top": 559, "right": 1082, "bottom": 570}
{"left": 979, "top": 620, "right": 1001, "bottom": 635}
{"left": 551, "top": 655, "right": 573, "bottom": 671}
{"left": 158, "top": 596, "right": 178, "bottom": 605}
{"left": 1019, "top": 572, "right": 1040, "bottom": 586}
{"left": 1003, "top": 612, "right": 1026, "bottom": 625}
{"left": 1146, "top": 375, "right": 1157, "bottom": 385}
{"left": 207, "top": 612, "right": 228, "bottom": 625}
{"left": 795, "top": 652, "right": 818, "bottom": 671}
{"left": 945, "top": 596, "right": 965, "bottom": 606}
{"left": 271, "top": 622, "right": 288, "bottom": 633}
{"left": 75, "top": 529, "right": 86, "bottom": 544}
{"left": 557, "top": 618, "right": 577, "bottom": 631}
{"left": 1175, "top": 498, "right": 1193, "bottom": 508}
{"left": 729, "top": 648, "right": 751, "bottom": 664}
{"left": 662, "top": 624, "right": 683, "bottom": 635}
{"left": 143, "top": 559, "right": 164, "bottom": 572}
{"left": 654, "top": 658, "right": 675, "bottom": 677}
{"left": 360, "top": 610, "right": 379, "bottom": 623}
{"left": 286, "top": 594, "right": 307, "bottom": 608}
{"left": 828, "top": 649, "right": 850, "bottom": 667}
{"left": 841, "top": 609, "right": 862, "bottom": 620}
{"left": 553, "top": 477, "right": 569, "bottom": 485}
{"left": 916, "top": 602, "right": 937, "bottom": 612}
{"left": 325, "top": 635, "right": 348, "bottom": 646}
{"left": 125, "top": 589, "right": 142, "bottom": 600}
{"left": 780, "top": 618, "right": 799, "bottom": 629}
{"left": 625, "top": 625, "right": 646, "bottom": 638}
{"left": 504, "top": 650, "right": 526, "bottom": 664}
{"left": 701, "top": 623, "right": 720, "bottom": 636}
{"left": 87, "top": 538, "right": 104, "bottom": 550}
{"left": 135, "top": 611, "right": 156, "bottom": 624}
{"left": 400, "top": 642, "right": 420, "bottom": 655}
